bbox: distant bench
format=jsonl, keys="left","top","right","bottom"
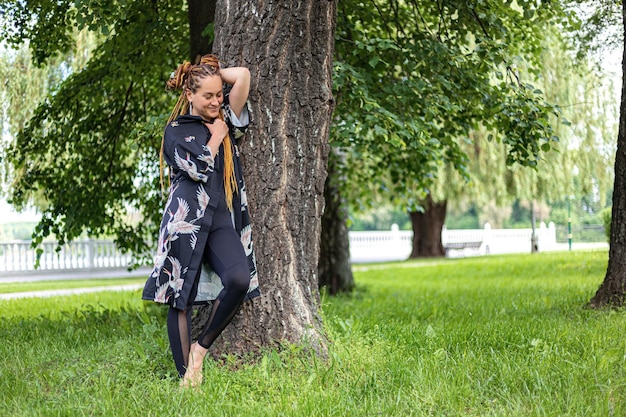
{"left": 443, "top": 241, "right": 486, "bottom": 257}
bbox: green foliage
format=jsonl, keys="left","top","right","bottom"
{"left": 1, "top": 0, "right": 188, "bottom": 261}
{"left": 445, "top": 205, "right": 481, "bottom": 229}
{"left": 0, "top": 222, "right": 37, "bottom": 240}
{"left": 486, "top": 82, "right": 560, "bottom": 168}
{"left": 1, "top": 0, "right": 77, "bottom": 64}
{"left": 0, "top": 0, "right": 610, "bottom": 263}
{"left": 433, "top": 27, "right": 617, "bottom": 225}
{"left": 1, "top": 251, "right": 625, "bottom": 415}
{"left": 554, "top": 224, "right": 606, "bottom": 244}
{"left": 565, "top": 1, "right": 622, "bottom": 58}
{"left": 349, "top": 205, "right": 411, "bottom": 231}
{"left": 1, "top": 0, "right": 135, "bottom": 63}
{"left": 0, "top": 34, "right": 95, "bottom": 201}
{"left": 333, "top": 0, "right": 568, "bottom": 212}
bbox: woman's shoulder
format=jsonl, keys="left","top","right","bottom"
{"left": 169, "top": 114, "right": 204, "bottom": 127}
{"left": 165, "top": 115, "right": 205, "bottom": 136}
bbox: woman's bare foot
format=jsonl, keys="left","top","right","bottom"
{"left": 180, "top": 342, "right": 208, "bottom": 388}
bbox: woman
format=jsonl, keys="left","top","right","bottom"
{"left": 142, "top": 54, "right": 260, "bottom": 387}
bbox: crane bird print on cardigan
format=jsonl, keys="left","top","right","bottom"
{"left": 142, "top": 96, "right": 260, "bottom": 310}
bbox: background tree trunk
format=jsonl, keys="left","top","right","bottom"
{"left": 589, "top": 0, "right": 626, "bottom": 308}
{"left": 187, "top": 0, "right": 217, "bottom": 61}
{"left": 192, "top": 0, "right": 337, "bottom": 358}
{"left": 318, "top": 148, "right": 354, "bottom": 295}
{"left": 409, "top": 195, "right": 447, "bottom": 258}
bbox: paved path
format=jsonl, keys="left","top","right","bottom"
{"left": 0, "top": 267, "right": 149, "bottom": 300}
{"left": 0, "top": 267, "right": 152, "bottom": 283}
{"left": 0, "top": 283, "right": 144, "bottom": 300}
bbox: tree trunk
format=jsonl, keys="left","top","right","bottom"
{"left": 192, "top": 0, "right": 337, "bottom": 358}
{"left": 589, "top": 0, "right": 626, "bottom": 308}
{"left": 409, "top": 195, "right": 446, "bottom": 258}
{"left": 187, "top": 0, "right": 217, "bottom": 61}
{"left": 318, "top": 148, "right": 354, "bottom": 295}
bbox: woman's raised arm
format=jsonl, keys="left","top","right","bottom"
{"left": 220, "top": 67, "right": 250, "bottom": 118}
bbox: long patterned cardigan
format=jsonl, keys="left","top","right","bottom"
{"left": 142, "top": 102, "right": 260, "bottom": 310}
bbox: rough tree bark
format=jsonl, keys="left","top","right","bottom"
{"left": 589, "top": 0, "right": 626, "bottom": 308}
{"left": 192, "top": 0, "right": 337, "bottom": 358}
{"left": 409, "top": 195, "right": 447, "bottom": 258}
{"left": 318, "top": 148, "right": 354, "bottom": 295}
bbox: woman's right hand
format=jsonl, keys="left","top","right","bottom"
{"left": 205, "top": 119, "right": 228, "bottom": 157}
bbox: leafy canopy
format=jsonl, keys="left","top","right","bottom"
{"left": 1, "top": 0, "right": 188, "bottom": 261}
{"left": 1, "top": 0, "right": 576, "bottom": 259}
{"left": 332, "top": 0, "right": 568, "bottom": 210}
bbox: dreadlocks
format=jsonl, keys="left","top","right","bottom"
{"left": 161, "top": 54, "right": 237, "bottom": 210}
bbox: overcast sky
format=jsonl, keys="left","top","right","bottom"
{"left": 0, "top": 200, "right": 40, "bottom": 224}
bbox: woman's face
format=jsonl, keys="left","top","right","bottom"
{"left": 186, "top": 75, "right": 223, "bottom": 120}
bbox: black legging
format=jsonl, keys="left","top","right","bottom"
{"left": 167, "top": 196, "right": 250, "bottom": 377}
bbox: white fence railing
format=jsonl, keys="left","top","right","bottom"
{"left": 0, "top": 240, "right": 133, "bottom": 275}
{"left": 0, "top": 222, "right": 599, "bottom": 275}
{"left": 443, "top": 221, "right": 558, "bottom": 256}
{"left": 348, "top": 222, "right": 559, "bottom": 262}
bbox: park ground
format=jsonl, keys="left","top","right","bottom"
{"left": 0, "top": 249, "right": 624, "bottom": 416}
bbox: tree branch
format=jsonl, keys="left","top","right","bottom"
{"left": 106, "top": 80, "right": 134, "bottom": 179}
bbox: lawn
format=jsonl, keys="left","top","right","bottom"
{"left": 0, "top": 250, "right": 623, "bottom": 416}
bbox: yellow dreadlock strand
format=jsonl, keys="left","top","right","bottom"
{"left": 219, "top": 107, "right": 238, "bottom": 211}
{"left": 196, "top": 55, "right": 237, "bottom": 209}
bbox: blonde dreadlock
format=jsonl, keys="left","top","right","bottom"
{"left": 160, "top": 55, "right": 238, "bottom": 210}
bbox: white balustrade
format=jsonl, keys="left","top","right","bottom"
{"left": 0, "top": 222, "right": 596, "bottom": 275}
{"left": 0, "top": 239, "right": 133, "bottom": 275}
{"left": 350, "top": 222, "right": 560, "bottom": 262}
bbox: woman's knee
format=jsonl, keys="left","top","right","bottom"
{"left": 223, "top": 263, "right": 250, "bottom": 293}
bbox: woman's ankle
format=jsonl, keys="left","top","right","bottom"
{"left": 190, "top": 342, "right": 208, "bottom": 363}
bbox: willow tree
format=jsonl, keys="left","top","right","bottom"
{"left": 426, "top": 30, "right": 616, "bottom": 252}
{"left": 1, "top": 0, "right": 337, "bottom": 356}
{"left": 0, "top": 32, "right": 96, "bottom": 197}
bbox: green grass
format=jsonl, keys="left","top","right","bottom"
{"left": 1, "top": 250, "right": 624, "bottom": 416}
